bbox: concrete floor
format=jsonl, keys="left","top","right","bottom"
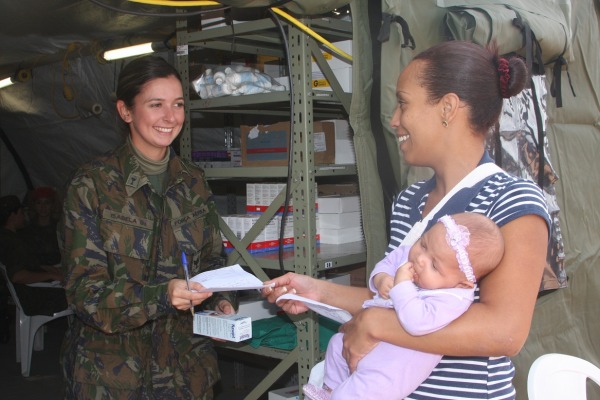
{"left": 0, "top": 307, "right": 296, "bottom": 400}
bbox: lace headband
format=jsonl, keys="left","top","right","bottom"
{"left": 438, "top": 215, "right": 475, "bottom": 283}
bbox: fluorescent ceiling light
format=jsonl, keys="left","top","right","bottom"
{"left": 103, "top": 42, "right": 155, "bottom": 61}
{"left": 0, "top": 76, "right": 15, "bottom": 89}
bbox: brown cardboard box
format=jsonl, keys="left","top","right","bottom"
{"left": 241, "top": 121, "right": 335, "bottom": 167}
{"left": 318, "top": 183, "right": 359, "bottom": 197}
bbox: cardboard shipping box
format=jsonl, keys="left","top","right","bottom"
{"left": 241, "top": 121, "right": 335, "bottom": 167}
{"left": 311, "top": 40, "right": 353, "bottom": 93}
{"left": 318, "top": 195, "right": 361, "bottom": 214}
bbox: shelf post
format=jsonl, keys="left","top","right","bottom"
{"left": 288, "top": 22, "right": 321, "bottom": 388}
{"left": 175, "top": 13, "right": 192, "bottom": 161}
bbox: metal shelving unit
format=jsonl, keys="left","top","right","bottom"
{"left": 176, "top": 14, "right": 362, "bottom": 400}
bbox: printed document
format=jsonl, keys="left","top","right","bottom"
{"left": 190, "top": 264, "right": 273, "bottom": 292}
{"left": 276, "top": 293, "right": 352, "bottom": 324}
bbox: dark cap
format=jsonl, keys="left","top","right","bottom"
{"left": 0, "top": 195, "right": 22, "bottom": 224}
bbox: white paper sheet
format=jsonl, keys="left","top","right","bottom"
{"left": 190, "top": 264, "right": 273, "bottom": 292}
{"left": 276, "top": 293, "right": 352, "bottom": 324}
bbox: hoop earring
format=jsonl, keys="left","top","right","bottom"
{"left": 442, "top": 120, "right": 448, "bottom": 127}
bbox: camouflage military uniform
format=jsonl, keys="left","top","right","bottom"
{"left": 60, "top": 142, "right": 236, "bottom": 399}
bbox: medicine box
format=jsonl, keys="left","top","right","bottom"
{"left": 193, "top": 311, "right": 252, "bottom": 342}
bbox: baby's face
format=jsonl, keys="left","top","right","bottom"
{"left": 408, "top": 224, "right": 467, "bottom": 289}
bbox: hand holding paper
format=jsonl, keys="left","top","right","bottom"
{"left": 190, "top": 264, "right": 274, "bottom": 292}
{"left": 276, "top": 293, "right": 352, "bottom": 324}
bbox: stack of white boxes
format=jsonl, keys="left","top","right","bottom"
{"left": 221, "top": 183, "right": 320, "bottom": 253}
{"left": 221, "top": 214, "right": 280, "bottom": 253}
{"left": 317, "top": 195, "right": 363, "bottom": 244}
{"left": 246, "top": 182, "right": 291, "bottom": 214}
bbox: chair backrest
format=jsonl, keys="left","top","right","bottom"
{"left": 0, "top": 262, "right": 23, "bottom": 310}
{"left": 528, "top": 353, "right": 600, "bottom": 400}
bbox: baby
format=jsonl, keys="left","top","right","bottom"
{"left": 304, "top": 212, "right": 505, "bottom": 400}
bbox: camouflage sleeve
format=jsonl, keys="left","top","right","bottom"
{"left": 62, "top": 172, "right": 174, "bottom": 334}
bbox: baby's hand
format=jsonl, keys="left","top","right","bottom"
{"left": 373, "top": 273, "right": 394, "bottom": 299}
{"left": 394, "top": 262, "right": 415, "bottom": 285}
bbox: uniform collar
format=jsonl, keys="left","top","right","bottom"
{"left": 116, "top": 141, "right": 192, "bottom": 197}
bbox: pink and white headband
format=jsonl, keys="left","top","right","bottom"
{"left": 438, "top": 215, "right": 475, "bottom": 283}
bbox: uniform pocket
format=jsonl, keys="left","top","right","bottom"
{"left": 100, "top": 209, "right": 154, "bottom": 260}
{"left": 171, "top": 205, "right": 211, "bottom": 255}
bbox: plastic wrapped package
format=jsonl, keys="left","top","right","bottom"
{"left": 192, "top": 65, "right": 286, "bottom": 99}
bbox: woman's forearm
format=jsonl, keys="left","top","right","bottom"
{"left": 361, "top": 304, "right": 517, "bottom": 357}
{"left": 317, "top": 279, "right": 372, "bottom": 315}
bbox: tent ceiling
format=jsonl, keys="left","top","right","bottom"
{"left": 0, "top": 0, "right": 351, "bottom": 79}
{"left": 0, "top": 0, "right": 202, "bottom": 78}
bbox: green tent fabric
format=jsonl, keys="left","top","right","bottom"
{"left": 441, "top": 0, "right": 572, "bottom": 63}
{"left": 349, "top": 0, "right": 389, "bottom": 275}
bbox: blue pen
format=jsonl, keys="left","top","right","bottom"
{"left": 181, "top": 252, "right": 194, "bottom": 316}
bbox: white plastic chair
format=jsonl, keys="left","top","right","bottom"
{"left": 528, "top": 353, "right": 600, "bottom": 399}
{"left": 0, "top": 262, "right": 73, "bottom": 377}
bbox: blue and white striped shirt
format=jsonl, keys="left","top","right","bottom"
{"left": 389, "top": 170, "right": 550, "bottom": 400}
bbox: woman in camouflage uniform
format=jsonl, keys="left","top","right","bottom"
{"left": 60, "top": 56, "right": 236, "bottom": 399}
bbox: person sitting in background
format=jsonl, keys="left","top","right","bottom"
{"left": 0, "top": 195, "right": 67, "bottom": 316}
{"left": 22, "top": 187, "right": 62, "bottom": 266}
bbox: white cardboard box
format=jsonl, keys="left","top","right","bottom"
{"left": 311, "top": 67, "right": 352, "bottom": 93}
{"left": 311, "top": 40, "right": 352, "bottom": 72}
{"left": 269, "top": 386, "right": 300, "bottom": 400}
{"left": 319, "top": 226, "right": 364, "bottom": 244}
{"left": 318, "top": 196, "right": 360, "bottom": 214}
{"left": 193, "top": 311, "right": 252, "bottom": 342}
{"left": 318, "top": 211, "right": 361, "bottom": 229}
